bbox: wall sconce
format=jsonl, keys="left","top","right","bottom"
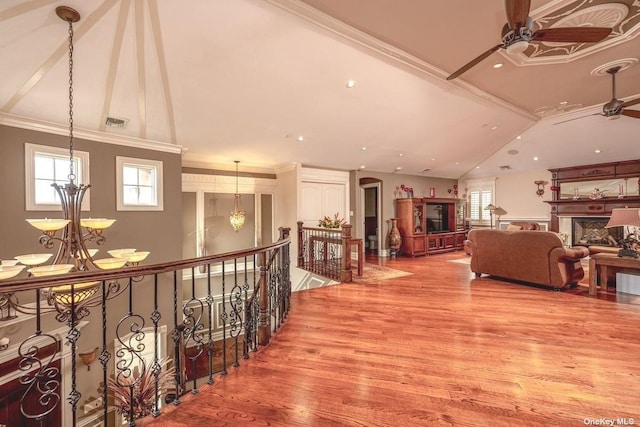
{"left": 534, "top": 180, "right": 548, "bottom": 197}
{"left": 79, "top": 347, "right": 99, "bottom": 371}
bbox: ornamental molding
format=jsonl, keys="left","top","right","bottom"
{"left": 499, "top": 0, "right": 640, "bottom": 66}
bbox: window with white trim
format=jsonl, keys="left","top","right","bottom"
{"left": 466, "top": 178, "right": 495, "bottom": 226}
{"left": 25, "top": 143, "right": 90, "bottom": 211}
{"left": 116, "top": 157, "right": 163, "bottom": 211}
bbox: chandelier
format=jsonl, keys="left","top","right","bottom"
{"left": 0, "top": 6, "right": 148, "bottom": 320}
{"left": 229, "top": 161, "right": 246, "bottom": 232}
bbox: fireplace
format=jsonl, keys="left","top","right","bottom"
{"left": 572, "top": 217, "right": 622, "bottom": 247}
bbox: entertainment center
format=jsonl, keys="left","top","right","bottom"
{"left": 395, "top": 198, "right": 467, "bottom": 256}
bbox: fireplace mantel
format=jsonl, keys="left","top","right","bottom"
{"left": 546, "top": 160, "right": 640, "bottom": 232}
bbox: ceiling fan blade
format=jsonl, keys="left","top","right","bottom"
{"left": 447, "top": 44, "right": 503, "bottom": 80}
{"left": 621, "top": 97, "right": 640, "bottom": 108}
{"left": 553, "top": 113, "right": 601, "bottom": 125}
{"left": 532, "top": 27, "right": 611, "bottom": 43}
{"left": 621, "top": 109, "right": 640, "bottom": 119}
{"left": 505, "top": 0, "right": 530, "bottom": 30}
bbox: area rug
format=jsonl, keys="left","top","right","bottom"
{"left": 352, "top": 263, "right": 413, "bottom": 284}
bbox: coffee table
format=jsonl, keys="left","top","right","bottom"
{"left": 588, "top": 253, "right": 640, "bottom": 296}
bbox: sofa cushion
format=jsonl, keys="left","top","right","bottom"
{"left": 506, "top": 224, "right": 522, "bottom": 231}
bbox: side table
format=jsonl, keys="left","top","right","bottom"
{"left": 588, "top": 253, "right": 640, "bottom": 296}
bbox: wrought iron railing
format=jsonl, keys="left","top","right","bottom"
{"left": 0, "top": 227, "right": 291, "bottom": 426}
{"left": 296, "top": 222, "right": 358, "bottom": 282}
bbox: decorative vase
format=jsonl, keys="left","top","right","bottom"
{"left": 389, "top": 218, "right": 402, "bottom": 258}
{"left": 429, "top": 187, "right": 436, "bottom": 198}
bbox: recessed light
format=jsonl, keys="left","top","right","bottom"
{"left": 395, "top": 166, "right": 402, "bottom": 171}
{"left": 491, "top": 125, "right": 499, "bottom": 130}
{"left": 516, "top": 135, "right": 522, "bottom": 140}
{"left": 594, "top": 148, "right": 602, "bottom": 154}
{"left": 360, "top": 165, "right": 365, "bottom": 169}
{"left": 361, "top": 146, "right": 367, "bottom": 151}
{"left": 533, "top": 156, "right": 539, "bottom": 161}
{"left": 297, "top": 136, "right": 304, "bottom": 142}
{"left": 455, "top": 162, "right": 460, "bottom": 165}
{"left": 493, "top": 63, "right": 503, "bottom": 69}
{"left": 399, "top": 153, "right": 404, "bottom": 157}
{"left": 346, "top": 80, "right": 357, "bottom": 88}
{"left": 431, "top": 158, "right": 436, "bottom": 161}
{"left": 476, "top": 166, "right": 480, "bottom": 169}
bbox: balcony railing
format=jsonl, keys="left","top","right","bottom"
{"left": 296, "top": 222, "right": 361, "bottom": 282}
{"left": 0, "top": 227, "right": 291, "bottom": 426}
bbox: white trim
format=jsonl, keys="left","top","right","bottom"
{"left": 360, "top": 182, "right": 383, "bottom": 256}
{"left": 116, "top": 156, "right": 164, "bottom": 211}
{"left": 1, "top": 112, "right": 183, "bottom": 154}
{"left": 25, "top": 143, "right": 91, "bottom": 211}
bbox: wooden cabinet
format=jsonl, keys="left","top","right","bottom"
{"left": 396, "top": 198, "right": 467, "bottom": 256}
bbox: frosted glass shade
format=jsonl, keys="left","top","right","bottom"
{"left": 50, "top": 281, "right": 100, "bottom": 306}
{"left": 26, "top": 218, "right": 70, "bottom": 232}
{"left": 94, "top": 258, "right": 128, "bottom": 270}
{"left": 125, "top": 251, "right": 150, "bottom": 263}
{"left": 15, "top": 253, "right": 53, "bottom": 266}
{"left": 80, "top": 218, "right": 116, "bottom": 230}
{"left": 28, "top": 264, "right": 74, "bottom": 277}
{"left": 108, "top": 249, "right": 136, "bottom": 258}
{"left": 0, "top": 265, "right": 25, "bottom": 280}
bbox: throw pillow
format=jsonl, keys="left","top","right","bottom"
{"left": 506, "top": 224, "right": 522, "bottom": 231}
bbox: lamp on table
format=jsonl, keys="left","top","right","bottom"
{"left": 605, "top": 207, "right": 640, "bottom": 258}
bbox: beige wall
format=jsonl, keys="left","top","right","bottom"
{"left": 0, "top": 124, "right": 183, "bottom": 409}
{"left": 350, "top": 170, "right": 458, "bottom": 251}
{"left": 494, "top": 169, "right": 553, "bottom": 223}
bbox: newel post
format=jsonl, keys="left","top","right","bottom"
{"left": 257, "top": 251, "right": 270, "bottom": 346}
{"left": 340, "top": 224, "right": 353, "bottom": 283}
{"left": 296, "top": 221, "right": 304, "bottom": 268}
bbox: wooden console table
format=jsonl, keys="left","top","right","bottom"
{"left": 588, "top": 253, "right": 640, "bottom": 296}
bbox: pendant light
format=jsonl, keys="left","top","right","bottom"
{"left": 229, "top": 161, "right": 246, "bottom": 232}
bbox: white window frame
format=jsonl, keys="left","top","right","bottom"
{"left": 25, "top": 143, "right": 90, "bottom": 211}
{"left": 116, "top": 156, "right": 164, "bottom": 211}
{"left": 466, "top": 178, "right": 496, "bottom": 227}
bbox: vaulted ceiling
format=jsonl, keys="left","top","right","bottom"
{"left": 1, "top": 0, "right": 638, "bottom": 179}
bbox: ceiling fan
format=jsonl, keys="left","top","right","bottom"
{"left": 446, "top": 0, "right": 612, "bottom": 80}
{"left": 554, "top": 66, "right": 640, "bottom": 124}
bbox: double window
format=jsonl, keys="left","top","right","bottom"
{"left": 466, "top": 178, "right": 495, "bottom": 226}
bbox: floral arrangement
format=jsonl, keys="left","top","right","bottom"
{"left": 105, "top": 357, "right": 176, "bottom": 423}
{"left": 318, "top": 213, "right": 346, "bottom": 229}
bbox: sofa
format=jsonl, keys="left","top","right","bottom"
{"left": 465, "top": 229, "right": 590, "bottom": 290}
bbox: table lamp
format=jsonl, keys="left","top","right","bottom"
{"left": 605, "top": 207, "right": 640, "bottom": 258}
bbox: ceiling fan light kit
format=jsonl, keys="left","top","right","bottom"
{"left": 447, "top": 0, "right": 612, "bottom": 80}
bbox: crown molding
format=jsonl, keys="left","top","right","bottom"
{"left": 0, "top": 112, "right": 184, "bottom": 155}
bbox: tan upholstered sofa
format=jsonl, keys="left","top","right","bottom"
{"left": 465, "top": 229, "right": 590, "bottom": 290}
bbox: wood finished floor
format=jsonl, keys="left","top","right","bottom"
{"left": 142, "top": 252, "right": 640, "bottom": 427}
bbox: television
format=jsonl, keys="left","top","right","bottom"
{"left": 426, "top": 203, "right": 451, "bottom": 233}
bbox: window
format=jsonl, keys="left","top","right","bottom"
{"left": 466, "top": 178, "right": 495, "bottom": 226}
{"left": 116, "top": 157, "right": 163, "bottom": 211}
{"left": 25, "top": 143, "right": 90, "bottom": 211}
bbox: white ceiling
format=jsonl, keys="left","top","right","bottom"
{"left": 1, "top": 0, "right": 638, "bottom": 179}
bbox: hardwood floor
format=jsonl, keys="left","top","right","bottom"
{"left": 142, "top": 252, "right": 640, "bottom": 426}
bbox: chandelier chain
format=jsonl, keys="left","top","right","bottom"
{"left": 67, "top": 18, "right": 75, "bottom": 184}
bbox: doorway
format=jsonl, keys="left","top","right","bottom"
{"left": 360, "top": 180, "right": 382, "bottom": 256}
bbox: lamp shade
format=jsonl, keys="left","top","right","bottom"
{"left": 493, "top": 207, "right": 507, "bottom": 216}
{"left": 605, "top": 208, "right": 640, "bottom": 228}
{"left": 484, "top": 204, "right": 496, "bottom": 211}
